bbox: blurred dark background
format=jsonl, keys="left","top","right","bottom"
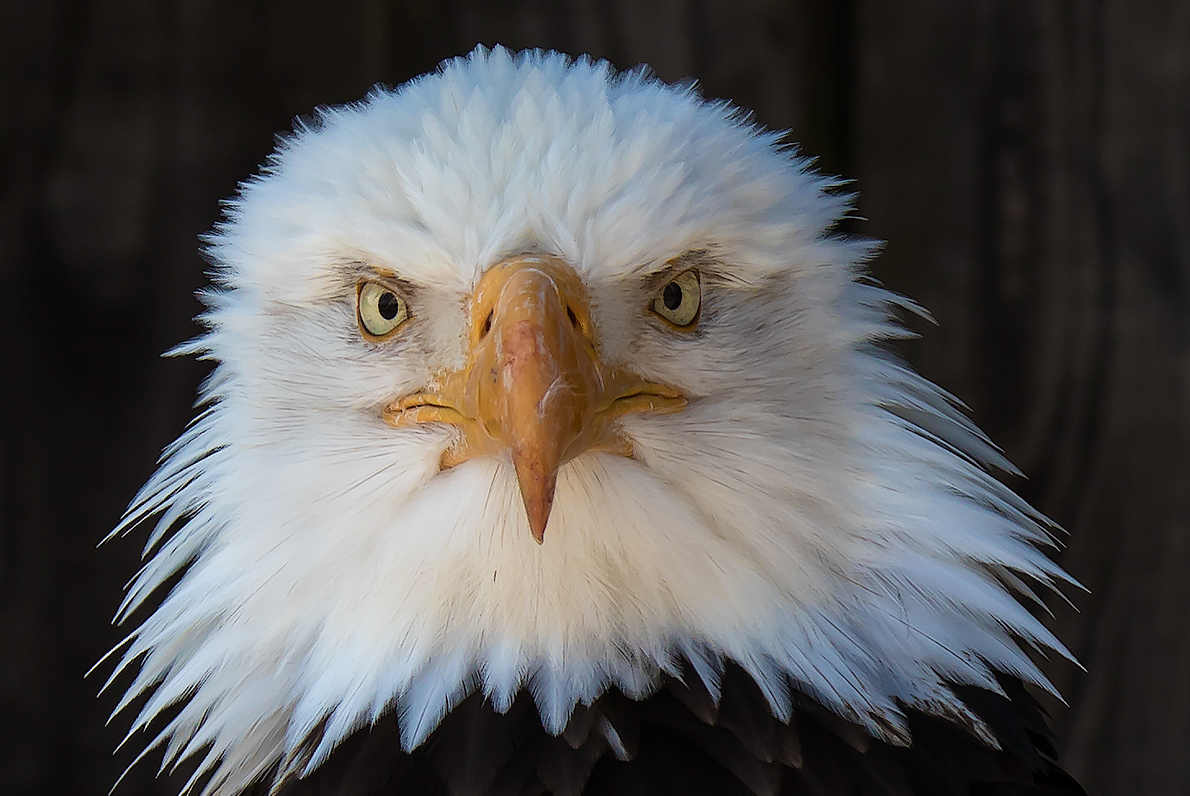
{"left": 2, "top": 1, "right": 1187, "bottom": 794}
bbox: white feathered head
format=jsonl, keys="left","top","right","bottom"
{"left": 106, "top": 46, "right": 1072, "bottom": 795}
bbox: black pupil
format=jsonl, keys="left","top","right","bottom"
{"left": 662, "top": 282, "right": 683, "bottom": 311}
{"left": 377, "top": 291, "right": 400, "bottom": 320}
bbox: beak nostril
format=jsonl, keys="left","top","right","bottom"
{"left": 566, "top": 306, "right": 579, "bottom": 329}
{"left": 480, "top": 311, "right": 493, "bottom": 339}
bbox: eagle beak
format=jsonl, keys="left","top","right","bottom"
{"left": 384, "top": 255, "right": 686, "bottom": 543}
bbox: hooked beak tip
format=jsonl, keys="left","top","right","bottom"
{"left": 523, "top": 480, "right": 553, "bottom": 545}
{"left": 511, "top": 450, "right": 556, "bottom": 545}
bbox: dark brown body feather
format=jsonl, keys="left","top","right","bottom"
{"left": 261, "top": 661, "right": 1084, "bottom": 796}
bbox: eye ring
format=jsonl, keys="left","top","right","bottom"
{"left": 651, "top": 269, "right": 701, "bottom": 328}
{"left": 357, "top": 281, "right": 410, "bottom": 340}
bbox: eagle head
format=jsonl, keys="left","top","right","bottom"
{"left": 106, "top": 47, "right": 1074, "bottom": 795}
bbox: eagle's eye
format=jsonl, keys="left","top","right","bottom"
{"left": 357, "top": 281, "right": 410, "bottom": 339}
{"left": 651, "top": 269, "right": 701, "bottom": 328}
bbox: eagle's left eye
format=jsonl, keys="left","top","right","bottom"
{"left": 357, "top": 281, "right": 409, "bottom": 339}
{"left": 651, "top": 269, "right": 701, "bottom": 328}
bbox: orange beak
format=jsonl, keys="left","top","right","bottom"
{"left": 382, "top": 255, "right": 685, "bottom": 543}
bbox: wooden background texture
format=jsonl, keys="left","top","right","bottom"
{"left": 2, "top": 1, "right": 1187, "bottom": 794}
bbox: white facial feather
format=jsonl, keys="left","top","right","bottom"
{"left": 106, "top": 46, "right": 1075, "bottom": 795}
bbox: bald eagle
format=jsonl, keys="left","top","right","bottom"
{"left": 104, "top": 47, "right": 1084, "bottom": 796}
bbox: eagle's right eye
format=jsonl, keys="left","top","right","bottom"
{"left": 358, "top": 281, "right": 409, "bottom": 339}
